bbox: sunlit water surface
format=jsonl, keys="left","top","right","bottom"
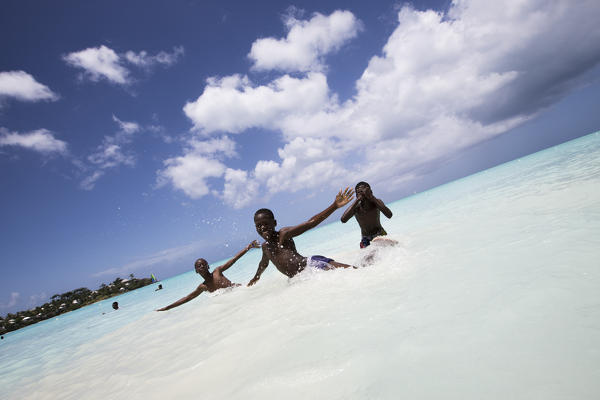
{"left": 1, "top": 132, "right": 599, "bottom": 399}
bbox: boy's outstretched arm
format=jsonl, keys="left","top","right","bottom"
{"left": 366, "top": 190, "right": 393, "bottom": 219}
{"left": 216, "top": 240, "right": 260, "bottom": 274}
{"left": 247, "top": 250, "right": 270, "bottom": 286}
{"left": 280, "top": 187, "right": 354, "bottom": 243}
{"left": 156, "top": 284, "right": 207, "bottom": 311}
{"left": 341, "top": 199, "right": 359, "bottom": 223}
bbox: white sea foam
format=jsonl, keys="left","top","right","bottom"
{"left": 1, "top": 132, "right": 599, "bottom": 399}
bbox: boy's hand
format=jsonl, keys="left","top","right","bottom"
{"left": 247, "top": 277, "right": 259, "bottom": 286}
{"left": 356, "top": 186, "right": 374, "bottom": 201}
{"left": 335, "top": 187, "right": 354, "bottom": 208}
{"left": 248, "top": 240, "right": 260, "bottom": 250}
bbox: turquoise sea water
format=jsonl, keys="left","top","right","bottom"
{"left": 1, "top": 132, "right": 599, "bottom": 399}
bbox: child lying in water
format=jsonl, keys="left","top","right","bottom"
{"left": 156, "top": 240, "right": 260, "bottom": 311}
{"left": 248, "top": 188, "right": 355, "bottom": 286}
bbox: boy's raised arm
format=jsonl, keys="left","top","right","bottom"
{"left": 247, "top": 249, "right": 270, "bottom": 286}
{"left": 217, "top": 240, "right": 260, "bottom": 273}
{"left": 280, "top": 187, "right": 354, "bottom": 242}
{"left": 366, "top": 191, "right": 393, "bottom": 219}
{"left": 156, "top": 284, "right": 207, "bottom": 311}
{"left": 341, "top": 199, "right": 359, "bottom": 223}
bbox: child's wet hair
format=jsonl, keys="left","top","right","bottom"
{"left": 195, "top": 258, "right": 208, "bottom": 268}
{"left": 254, "top": 208, "right": 275, "bottom": 219}
{"left": 356, "top": 181, "right": 370, "bottom": 190}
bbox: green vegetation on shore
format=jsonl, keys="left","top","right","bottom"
{"left": 0, "top": 274, "right": 155, "bottom": 335}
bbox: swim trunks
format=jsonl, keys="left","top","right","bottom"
{"left": 305, "top": 255, "right": 334, "bottom": 270}
{"left": 360, "top": 228, "right": 387, "bottom": 248}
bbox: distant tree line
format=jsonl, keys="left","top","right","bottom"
{"left": 1, "top": 274, "right": 154, "bottom": 335}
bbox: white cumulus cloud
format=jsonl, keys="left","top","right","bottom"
{"left": 156, "top": 136, "right": 236, "bottom": 199}
{"left": 157, "top": 154, "right": 226, "bottom": 199}
{"left": 64, "top": 45, "right": 130, "bottom": 84}
{"left": 222, "top": 168, "right": 260, "bottom": 209}
{"left": 168, "top": 0, "right": 600, "bottom": 207}
{"left": 64, "top": 45, "right": 184, "bottom": 85}
{"left": 183, "top": 72, "right": 332, "bottom": 133}
{"left": 0, "top": 128, "right": 68, "bottom": 154}
{"left": 0, "top": 71, "right": 58, "bottom": 102}
{"left": 249, "top": 10, "right": 361, "bottom": 72}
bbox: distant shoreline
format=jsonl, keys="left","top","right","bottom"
{"left": 1, "top": 276, "right": 155, "bottom": 335}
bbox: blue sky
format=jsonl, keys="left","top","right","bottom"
{"left": 1, "top": 0, "right": 599, "bottom": 314}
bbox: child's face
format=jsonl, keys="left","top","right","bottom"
{"left": 195, "top": 260, "right": 210, "bottom": 276}
{"left": 356, "top": 184, "right": 371, "bottom": 200}
{"left": 254, "top": 213, "right": 276, "bottom": 240}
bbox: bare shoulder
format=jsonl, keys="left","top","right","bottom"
{"left": 213, "top": 264, "right": 226, "bottom": 274}
{"left": 278, "top": 226, "right": 295, "bottom": 241}
{"left": 196, "top": 283, "right": 209, "bottom": 292}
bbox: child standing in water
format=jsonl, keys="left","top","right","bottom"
{"left": 341, "top": 182, "right": 393, "bottom": 248}
{"left": 248, "top": 187, "right": 355, "bottom": 286}
{"left": 156, "top": 240, "right": 260, "bottom": 311}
